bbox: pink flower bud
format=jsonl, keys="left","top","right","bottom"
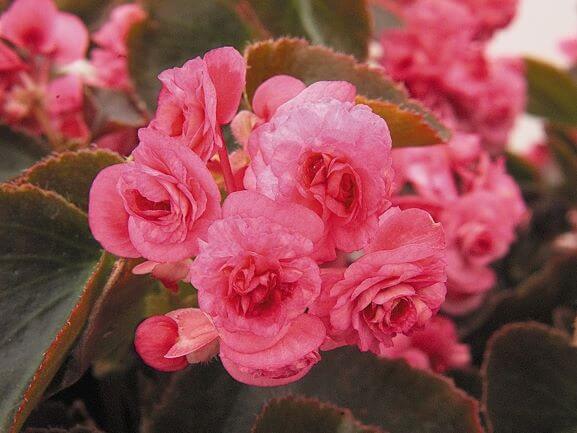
{"left": 134, "top": 316, "right": 188, "bottom": 372}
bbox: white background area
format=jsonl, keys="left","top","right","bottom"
{"left": 488, "top": 0, "right": 577, "bottom": 151}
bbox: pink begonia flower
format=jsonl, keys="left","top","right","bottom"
{"left": 0, "top": 41, "right": 26, "bottom": 72}
{"left": 380, "top": 315, "right": 470, "bottom": 373}
{"left": 379, "top": 0, "right": 525, "bottom": 153}
{"left": 189, "top": 190, "right": 326, "bottom": 385}
{"left": 133, "top": 259, "right": 192, "bottom": 293}
{"left": 135, "top": 308, "right": 219, "bottom": 371}
{"left": 244, "top": 81, "right": 393, "bottom": 261}
{"left": 219, "top": 314, "right": 325, "bottom": 386}
{"left": 458, "top": 0, "right": 518, "bottom": 39}
{"left": 561, "top": 37, "right": 577, "bottom": 64}
{"left": 91, "top": 4, "right": 147, "bottom": 91}
{"left": 88, "top": 133, "right": 221, "bottom": 262}
{"left": 47, "top": 75, "right": 89, "bottom": 140}
{"left": 392, "top": 136, "right": 527, "bottom": 314}
{"left": 317, "top": 207, "right": 446, "bottom": 355}
{"left": 144, "top": 47, "right": 245, "bottom": 161}
{"left": 231, "top": 75, "right": 306, "bottom": 148}
{"left": 0, "top": 0, "right": 88, "bottom": 65}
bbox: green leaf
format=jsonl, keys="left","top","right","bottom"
{"left": 232, "top": 0, "right": 371, "bottom": 61}
{"left": 48, "top": 259, "right": 196, "bottom": 395}
{"left": 16, "top": 149, "right": 124, "bottom": 212}
{"left": 357, "top": 96, "right": 450, "bottom": 147}
{"left": 252, "top": 396, "right": 386, "bottom": 433}
{"left": 0, "top": 184, "right": 115, "bottom": 433}
{"left": 0, "top": 126, "right": 48, "bottom": 182}
{"left": 245, "top": 39, "right": 450, "bottom": 146}
{"left": 483, "top": 322, "right": 577, "bottom": 433}
{"left": 127, "top": 0, "right": 250, "bottom": 108}
{"left": 142, "top": 347, "right": 483, "bottom": 433}
{"left": 525, "top": 57, "right": 577, "bottom": 126}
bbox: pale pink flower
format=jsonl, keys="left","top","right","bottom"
{"left": 244, "top": 81, "right": 393, "bottom": 261}
{"left": 135, "top": 308, "right": 219, "bottom": 371}
{"left": 189, "top": 190, "right": 326, "bottom": 385}
{"left": 320, "top": 207, "right": 446, "bottom": 355}
{"left": 132, "top": 259, "right": 192, "bottom": 293}
{"left": 91, "top": 4, "right": 147, "bottom": 91}
{"left": 380, "top": 315, "right": 470, "bottom": 373}
{"left": 145, "top": 47, "right": 245, "bottom": 161}
{"left": 88, "top": 133, "right": 221, "bottom": 262}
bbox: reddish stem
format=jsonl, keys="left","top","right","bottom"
{"left": 218, "top": 132, "right": 238, "bottom": 194}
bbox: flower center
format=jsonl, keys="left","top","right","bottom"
{"left": 223, "top": 255, "right": 286, "bottom": 317}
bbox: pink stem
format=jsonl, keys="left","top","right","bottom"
{"left": 217, "top": 132, "right": 238, "bottom": 194}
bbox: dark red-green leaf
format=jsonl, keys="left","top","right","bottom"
{"left": 142, "top": 347, "right": 483, "bottom": 433}
{"left": 483, "top": 322, "right": 577, "bottom": 433}
{"left": 0, "top": 184, "right": 115, "bottom": 433}
{"left": 0, "top": 126, "right": 48, "bottom": 182}
{"left": 230, "top": 0, "right": 371, "bottom": 61}
{"left": 252, "top": 396, "right": 385, "bottom": 433}
{"left": 525, "top": 57, "right": 577, "bottom": 126}
{"left": 16, "top": 149, "right": 123, "bottom": 212}
{"left": 245, "top": 39, "right": 450, "bottom": 146}
{"left": 127, "top": 0, "right": 250, "bottom": 108}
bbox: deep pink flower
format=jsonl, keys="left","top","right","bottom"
{"left": 379, "top": 0, "right": 525, "bottom": 153}
{"left": 135, "top": 308, "right": 219, "bottom": 371}
{"left": 88, "top": 133, "right": 221, "bottom": 262}
{"left": 95, "top": 127, "right": 139, "bottom": 156}
{"left": 91, "top": 4, "right": 147, "bottom": 91}
{"left": 47, "top": 75, "right": 89, "bottom": 140}
{"left": 145, "top": 47, "right": 245, "bottom": 161}
{"left": 244, "top": 81, "right": 393, "bottom": 261}
{"left": 380, "top": 315, "right": 470, "bottom": 373}
{"left": 134, "top": 315, "right": 188, "bottom": 372}
{"left": 189, "top": 190, "right": 326, "bottom": 385}
{"left": 318, "top": 207, "right": 446, "bottom": 355}
{"left": 0, "top": 0, "right": 88, "bottom": 65}
{"left": 393, "top": 136, "right": 527, "bottom": 314}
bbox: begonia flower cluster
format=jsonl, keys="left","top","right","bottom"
{"left": 377, "top": 0, "right": 525, "bottom": 154}
{"left": 0, "top": 0, "right": 146, "bottom": 152}
{"left": 87, "top": 46, "right": 458, "bottom": 386}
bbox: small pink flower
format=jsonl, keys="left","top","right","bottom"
{"left": 88, "top": 133, "right": 221, "bottom": 262}
{"left": 47, "top": 75, "right": 89, "bottom": 140}
{"left": 135, "top": 308, "right": 219, "bottom": 371}
{"left": 145, "top": 47, "right": 245, "bottom": 161}
{"left": 189, "top": 190, "right": 326, "bottom": 385}
{"left": 320, "top": 207, "right": 446, "bottom": 355}
{"left": 190, "top": 190, "right": 323, "bottom": 336}
{"left": 0, "top": 0, "right": 88, "bottom": 65}
{"left": 133, "top": 259, "right": 192, "bottom": 293}
{"left": 244, "top": 81, "right": 393, "bottom": 261}
{"left": 380, "top": 315, "right": 470, "bottom": 373}
{"left": 134, "top": 315, "right": 188, "bottom": 372}
{"left": 91, "top": 4, "right": 147, "bottom": 91}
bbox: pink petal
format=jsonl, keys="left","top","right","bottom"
{"left": 277, "top": 80, "right": 356, "bottom": 113}
{"left": 88, "top": 164, "right": 140, "bottom": 258}
{"left": 134, "top": 315, "right": 188, "bottom": 372}
{"left": 52, "top": 12, "right": 89, "bottom": 64}
{"left": 0, "top": 41, "right": 25, "bottom": 71}
{"left": 252, "top": 75, "right": 306, "bottom": 121}
{"left": 164, "top": 308, "right": 219, "bottom": 360}
{"left": 204, "top": 46, "right": 246, "bottom": 125}
{"left": 219, "top": 314, "right": 324, "bottom": 369}
{"left": 223, "top": 190, "right": 324, "bottom": 244}
{"left": 0, "top": 0, "right": 57, "bottom": 54}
